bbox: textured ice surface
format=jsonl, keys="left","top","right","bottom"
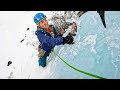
{"left": 0, "top": 11, "right": 120, "bottom": 79}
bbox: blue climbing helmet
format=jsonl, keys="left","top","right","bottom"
{"left": 34, "top": 13, "right": 46, "bottom": 24}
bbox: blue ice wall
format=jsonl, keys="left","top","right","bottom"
{"left": 48, "top": 11, "right": 120, "bottom": 79}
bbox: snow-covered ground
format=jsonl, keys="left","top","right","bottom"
{"left": 0, "top": 11, "right": 120, "bottom": 79}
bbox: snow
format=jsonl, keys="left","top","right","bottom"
{"left": 0, "top": 11, "right": 120, "bottom": 79}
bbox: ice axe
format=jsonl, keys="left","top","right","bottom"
{"left": 97, "top": 11, "right": 106, "bottom": 28}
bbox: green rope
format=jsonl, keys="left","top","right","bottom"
{"left": 52, "top": 50, "right": 107, "bottom": 79}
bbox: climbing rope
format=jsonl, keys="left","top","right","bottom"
{"left": 52, "top": 50, "right": 107, "bottom": 79}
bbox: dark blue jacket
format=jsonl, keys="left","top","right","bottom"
{"left": 35, "top": 25, "right": 64, "bottom": 54}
